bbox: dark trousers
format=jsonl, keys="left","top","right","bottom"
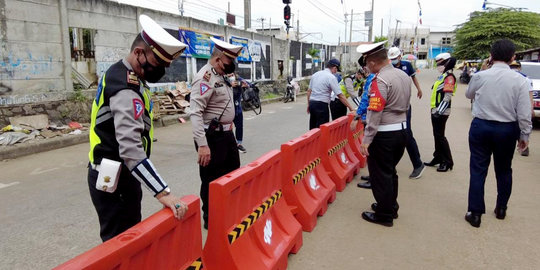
{"left": 467, "top": 118, "right": 519, "bottom": 214}
{"left": 405, "top": 107, "right": 423, "bottom": 169}
{"left": 233, "top": 104, "right": 243, "bottom": 143}
{"left": 367, "top": 130, "right": 407, "bottom": 217}
{"left": 309, "top": 100, "right": 330, "bottom": 130}
{"left": 196, "top": 131, "right": 240, "bottom": 223}
{"left": 330, "top": 99, "right": 347, "bottom": 120}
{"left": 88, "top": 164, "right": 142, "bottom": 242}
{"left": 430, "top": 114, "right": 453, "bottom": 167}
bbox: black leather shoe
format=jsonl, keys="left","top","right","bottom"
{"left": 465, "top": 212, "right": 481, "bottom": 228}
{"left": 357, "top": 181, "right": 371, "bottom": 189}
{"left": 371, "top": 203, "right": 398, "bottom": 219}
{"left": 494, "top": 207, "right": 507, "bottom": 220}
{"left": 437, "top": 163, "right": 453, "bottom": 172}
{"left": 362, "top": 211, "right": 393, "bottom": 227}
{"left": 360, "top": 175, "right": 370, "bottom": 181}
{"left": 424, "top": 159, "right": 440, "bottom": 167}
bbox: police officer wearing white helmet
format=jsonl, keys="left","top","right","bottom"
{"left": 88, "top": 15, "right": 188, "bottom": 242}
{"left": 189, "top": 37, "right": 243, "bottom": 229}
{"left": 388, "top": 47, "right": 425, "bottom": 179}
{"left": 424, "top": 52, "right": 457, "bottom": 172}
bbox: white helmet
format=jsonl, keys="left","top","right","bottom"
{"left": 388, "top": 47, "right": 401, "bottom": 60}
{"left": 435, "top": 52, "right": 451, "bottom": 62}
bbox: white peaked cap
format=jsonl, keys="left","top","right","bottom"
{"left": 210, "top": 37, "right": 243, "bottom": 59}
{"left": 139, "top": 14, "right": 187, "bottom": 63}
{"left": 356, "top": 40, "right": 387, "bottom": 54}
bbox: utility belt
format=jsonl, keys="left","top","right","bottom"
{"left": 377, "top": 122, "right": 407, "bottom": 132}
{"left": 204, "top": 120, "right": 233, "bottom": 133}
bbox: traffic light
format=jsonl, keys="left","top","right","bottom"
{"left": 284, "top": 5, "right": 291, "bottom": 21}
{"left": 283, "top": 0, "right": 291, "bottom": 4}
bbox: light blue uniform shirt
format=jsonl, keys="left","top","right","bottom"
{"left": 309, "top": 68, "right": 342, "bottom": 104}
{"left": 466, "top": 63, "right": 532, "bottom": 141}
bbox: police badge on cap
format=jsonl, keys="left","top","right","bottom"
{"left": 139, "top": 15, "right": 187, "bottom": 64}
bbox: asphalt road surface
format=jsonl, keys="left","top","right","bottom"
{"left": 1, "top": 69, "right": 539, "bottom": 269}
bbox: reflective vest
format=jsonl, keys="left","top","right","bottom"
{"left": 339, "top": 76, "right": 362, "bottom": 98}
{"left": 88, "top": 60, "right": 154, "bottom": 164}
{"left": 430, "top": 72, "right": 457, "bottom": 109}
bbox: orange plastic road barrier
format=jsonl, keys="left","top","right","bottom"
{"left": 203, "top": 150, "right": 302, "bottom": 270}
{"left": 347, "top": 114, "right": 367, "bottom": 168}
{"left": 320, "top": 116, "right": 360, "bottom": 191}
{"left": 55, "top": 195, "right": 203, "bottom": 270}
{"left": 281, "top": 128, "right": 336, "bottom": 232}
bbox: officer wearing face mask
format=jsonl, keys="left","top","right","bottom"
{"left": 87, "top": 15, "right": 188, "bottom": 242}
{"left": 424, "top": 52, "right": 457, "bottom": 173}
{"left": 189, "top": 37, "right": 243, "bottom": 229}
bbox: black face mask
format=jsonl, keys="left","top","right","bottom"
{"left": 138, "top": 52, "right": 165, "bottom": 83}
{"left": 222, "top": 58, "right": 236, "bottom": 74}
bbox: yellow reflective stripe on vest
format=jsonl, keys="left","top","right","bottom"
{"left": 88, "top": 75, "right": 106, "bottom": 164}
{"left": 339, "top": 79, "right": 350, "bottom": 98}
{"left": 142, "top": 87, "right": 154, "bottom": 153}
{"left": 430, "top": 73, "right": 457, "bottom": 108}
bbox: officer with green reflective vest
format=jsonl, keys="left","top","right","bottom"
{"left": 88, "top": 15, "right": 188, "bottom": 242}
{"left": 424, "top": 52, "right": 457, "bottom": 173}
{"left": 330, "top": 70, "right": 362, "bottom": 120}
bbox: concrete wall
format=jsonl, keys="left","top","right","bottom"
{"left": 0, "top": 0, "right": 323, "bottom": 107}
{"left": 0, "top": 0, "right": 65, "bottom": 105}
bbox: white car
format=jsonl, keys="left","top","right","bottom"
{"left": 520, "top": 62, "right": 540, "bottom": 121}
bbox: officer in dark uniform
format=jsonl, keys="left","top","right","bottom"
{"left": 87, "top": 15, "right": 188, "bottom": 242}
{"left": 190, "top": 37, "right": 243, "bottom": 229}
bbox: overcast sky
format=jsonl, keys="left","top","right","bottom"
{"left": 116, "top": 0, "right": 540, "bottom": 44}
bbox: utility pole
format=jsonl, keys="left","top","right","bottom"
{"left": 343, "top": 13, "right": 348, "bottom": 46}
{"left": 393, "top": 19, "right": 401, "bottom": 47}
{"left": 296, "top": 11, "right": 300, "bottom": 41}
{"left": 259, "top": 17, "right": 265, "bottom": 35}
{"left": 178, "top": 0, "right": 184, "bottom": 16}
{"left": 381, "top": 18, "right": 383, "bottom": 37}
{"left": 368, "top": 0, "right": 374, "bottom": 42}
{"left": 349, "top": 9, "right": 353, "bottom": 65}
{"left": 244, "top": 0, "right": 251, "bottom": 30}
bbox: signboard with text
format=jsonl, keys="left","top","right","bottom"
{"left": 230, "top": 36, "right": 251, "bottom": 62}
{"left": 179, "top": 28, "right": 223, "bottom": 59}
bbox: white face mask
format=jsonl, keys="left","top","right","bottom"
{"left": 391, "top": 59, "right": 399, "bottom": 66}
{"left": 437, "top": 66, "right": 445, "bottom": 73}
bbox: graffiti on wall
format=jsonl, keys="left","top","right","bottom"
{"left": 0, "top": 52, "right": 54, "bottom": 80}
{"left": 0, "top": 92, "right": 66, "bottom": 106}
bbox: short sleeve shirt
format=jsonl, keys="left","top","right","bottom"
{"left": 309, "top": 68, "right": 342, "bottom": 103}
{"left": 397, "top": 60, "right": 416, "bottom": 77}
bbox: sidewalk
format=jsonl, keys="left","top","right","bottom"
{"left": 0, "top": 94, "right": 297, "bottom": 161}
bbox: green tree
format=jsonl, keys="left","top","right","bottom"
{"left": 374, "top": 36, "right": 388, "bottom": 43}
{"left": 454, "top": 8, "right": 540, "bottom": 60}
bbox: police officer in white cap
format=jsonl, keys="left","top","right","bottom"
{"left": 352, "top": 41, "right": 411, "bottom": 227}
{"left": 88, "top": 15, "right": 188, "bottom": 242}
{"left": 190, "top": 37, "right": 243, "bottom": 229}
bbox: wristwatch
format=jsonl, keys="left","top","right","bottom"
{"left": 155, "top": 187, "right": 171, "bottom": 199}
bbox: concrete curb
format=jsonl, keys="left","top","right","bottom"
{"left": 0, "top": 92, "right": 307, "bottom": 161}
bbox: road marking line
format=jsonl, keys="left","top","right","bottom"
{"left": 0, "top": 182, "right": 20, "bottom": 189}
{"left": 30, "top": 167, "right": 60, "bottom": 175}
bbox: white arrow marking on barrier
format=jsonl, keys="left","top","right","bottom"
{"left": 264, "top": 219, "right": 273, "bottom": 245}
{"left": 340, "top": 153, "right": 349, "bottom": 164}
{"left": 309, "top": 174, "right": 320, "bottom": 190}
{"left": 0, "top": 182, "right": 20, "bottom": 189}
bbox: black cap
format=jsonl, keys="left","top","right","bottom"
{"left": 328, "top": 58, "right": 341, "bottom": 72}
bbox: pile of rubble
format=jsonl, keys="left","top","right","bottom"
{"left": 152, "top": 81, "right": 191, "bottom": 119}
{"left": 0, "top": 114, "right": 87, "bottom": 146}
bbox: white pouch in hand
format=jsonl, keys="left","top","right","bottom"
{"left": 95, "top": 158, "right": 121, "bottom": 193}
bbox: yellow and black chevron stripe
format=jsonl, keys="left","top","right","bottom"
{"left": 186, "top": 257, "right": 203, "bottom": 270}
{"left": 327, "top": 139, "right": 348, "bottom": 156}
{"left": 228, "top": 190, "right": 282, "bottom": 244}
{"left": 292, "top": 158, "right": 321, "bottom": 185}
{"left": 353, "top": 130, "right": 362, "bottom": 140}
